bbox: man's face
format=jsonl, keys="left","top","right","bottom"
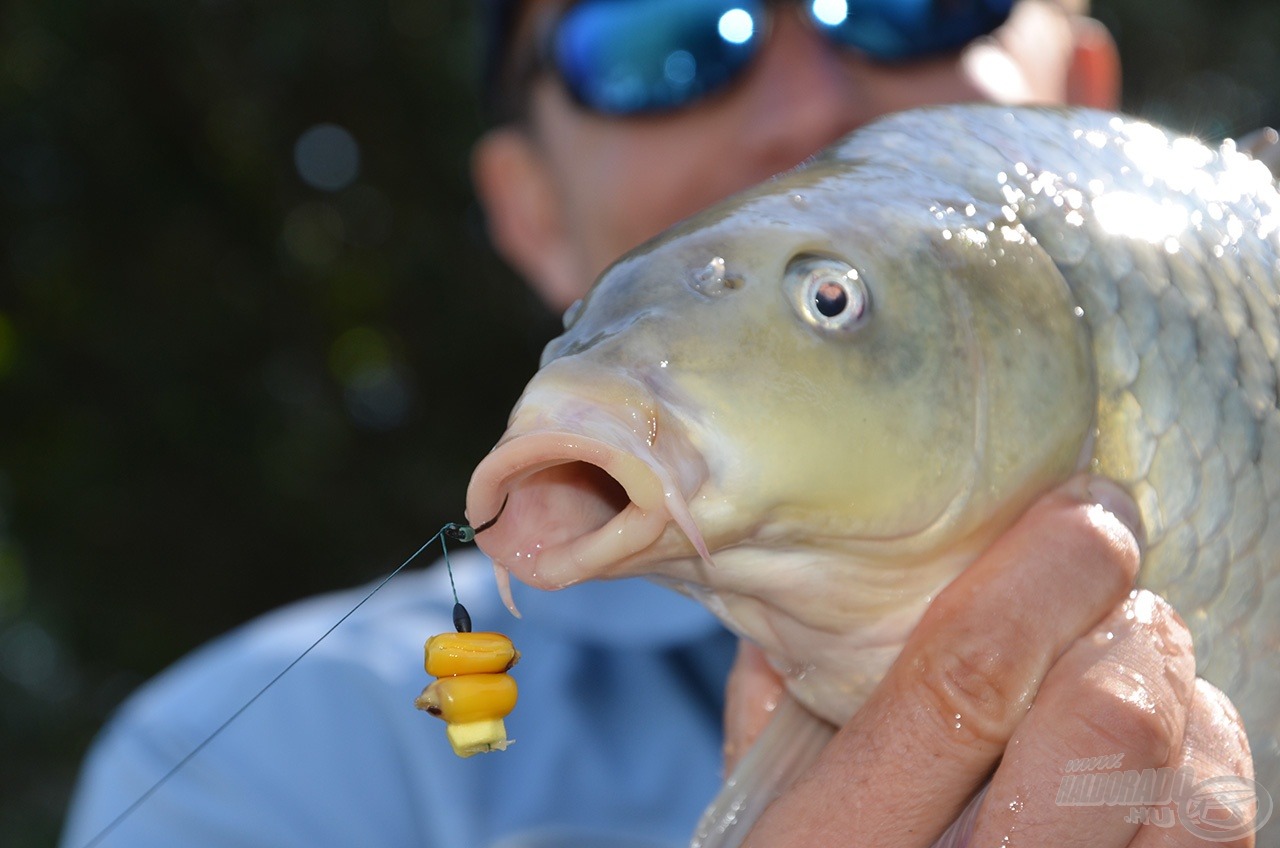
{"left": 476, "top": 0, "right": 1118, "bottom": 312}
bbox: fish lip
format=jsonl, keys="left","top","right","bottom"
{"left": 465, "top": 426, "right": 701, "bottom": 589}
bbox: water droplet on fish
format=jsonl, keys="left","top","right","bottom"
{"left": 790, "top": 193, "right": 807, "bottom": 209}
{"left": 695, "top": 256, "right": 724, "bottom": 284}
{"left": 954, "top": 712, "right": 963, "bottom": 730}
{"left": 1009, "top": 797, "right": 1024, "bottom": 814}
{"left": 690, "top": 256, "right": 740, "bottom": 297}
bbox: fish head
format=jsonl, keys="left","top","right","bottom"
{"left": 466, "top": 145, "right": 1094, "bottom": 716}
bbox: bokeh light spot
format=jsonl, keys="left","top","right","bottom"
{"left": 328, "top": 326, "right": 411, "bottom": 431}
{"left": 718, "top": 8, "right": 755, "bottom": 44}
{"left": 281, "top": 202, "right": 345, "bottom": 268}
{"left": 328, "top": 325, "right": 391, "bottom": 382}
{"left": 294, "top": 123, "right": 361, "bottom": 191}
{"left": 663, "top": 50, "right": 697, "bottom": 86}
{"left": 0, "top": 621, "right": 57, "bottom": 691}
{"left": 811, "top": 0, "right": 849, "bottom": 27}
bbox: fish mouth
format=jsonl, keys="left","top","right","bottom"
{"left": 465, "top": 391, "right": 710, "bottom": 601}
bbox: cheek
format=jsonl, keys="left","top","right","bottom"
{"left": 583, "top": 152, "right": 675, "bottom": 255}
{"left": 562, "top": 138, "right": 730, "bottom": 278}
{"left": 534, "top": 100, "right": 696, "bottom": 277}
{"left": 858, "top": 56, "right": 990, "bottom": 114}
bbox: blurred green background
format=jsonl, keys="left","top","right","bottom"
{"left": 1, "top": 0, "right": 1277, "bottom": 844}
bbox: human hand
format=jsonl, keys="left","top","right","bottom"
{"left": 724, "top": 474, "right": 1256, "bottom": 847}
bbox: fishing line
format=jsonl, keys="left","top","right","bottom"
{"left": 80, "top": 511, "right": 503, "bottom": 848}
{"left": 440, "top": 524, "right": 474, "bottom": 633}
{"left": 442, "top": 495, "right": 507, "bottom": 633}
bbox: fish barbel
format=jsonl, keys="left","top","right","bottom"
{"left": 465, "top": 105, "right": 1280, "bottom": 844}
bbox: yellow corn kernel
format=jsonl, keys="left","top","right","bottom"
{"left": 414, "top": 672, "right": 518, "bottom": 724}
{"left": 445, "top": 719, "right": 510, "bottom": 757}
{"left": 423, "top": 631, "right": 520, "bottom": 677}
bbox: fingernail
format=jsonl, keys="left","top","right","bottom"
{"left": 1085, "top": 477, "right": 1144, "bottom": 544}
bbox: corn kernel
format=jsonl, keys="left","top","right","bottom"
{"left": 423, "top": 631, "right": 520, "bottom": 677}
{"left": 414, "top": 672, "right": 518, "bottom": 724}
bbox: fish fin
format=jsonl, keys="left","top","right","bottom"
{"left": 928, "top": 784, "right": 989, "bottom": 848}
{"left": 689, "top": 696, "right": 834, "bottom": 847}
{"left": 1238, "top": 126, "right": 1280, "bottom": 180}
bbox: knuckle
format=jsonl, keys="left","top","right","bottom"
{"left": 1066, "top": 675, "right": 1180, "bottom": 766}
{"left": 1192, "top": 677, "right": 1254, "bottom": 775}
{"left": 911, "top": 631, "right": 1029, "bottom": 747}
{"left": 1147, "top": 592, "right": 1194, "bottom": 646}
{"left": 1044, "top": 496, "right": 1142, "bottom": 587}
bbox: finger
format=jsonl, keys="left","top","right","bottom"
{"left": 1130, "top": 678, "right": 1259, "bottom": 848}
{"left": 744, "top": 474, "right": 1142, "bottom": 846}
{"left": 969, "top": 589, "right": 1196, "bottom": 848}
{"left": 723, "top": 640, "right": 786, "bottom": 773}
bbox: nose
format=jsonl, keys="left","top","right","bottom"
{"left": 727, "top": 8, "right": 874, "bottom": 180}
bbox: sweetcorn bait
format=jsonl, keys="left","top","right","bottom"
{"left": 415, "top": 631, "right": 520, "bottom": 757}
{"left": 423, "top": 631, "right": 520, "bottom": 677}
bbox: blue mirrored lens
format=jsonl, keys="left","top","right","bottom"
{"left": 554, "top": 0, "right": 765, "bottom": 115}
{"left": 809, "top": 0, "right": 1015, "bottom": 61}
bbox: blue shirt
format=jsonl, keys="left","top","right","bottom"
{"left": 61, "top": 550, "right": 736, "bottom": 847}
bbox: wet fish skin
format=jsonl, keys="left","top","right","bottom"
{"left": 928, "top": 107, "right": 1280, "bottom": 784}
{"left": 467, "top": 105, "right": 1280, "bottom": 840}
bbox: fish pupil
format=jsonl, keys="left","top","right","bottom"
{"left": 814, "top": 282, "right": 849, "bottom": 317}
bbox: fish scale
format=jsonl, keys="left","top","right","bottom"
{"left": 849, "top": 105, "right": 1280, "bottom": 798}
{"left": 831, "top": 114, "right": 1280, "bottom": 847}
{"left": 468, "top": 105, "right": 1280, "bottom": 844}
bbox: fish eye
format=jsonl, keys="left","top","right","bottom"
{"left": 784, "top": 255, "right": 870, "bottom": 333}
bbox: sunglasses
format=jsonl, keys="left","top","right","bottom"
{"left": 524, "top": 0, "right": 1016, "bottom": 117}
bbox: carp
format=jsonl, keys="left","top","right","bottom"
{"left": 465, "top": 105, "right": 1280, "bottom": 845}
